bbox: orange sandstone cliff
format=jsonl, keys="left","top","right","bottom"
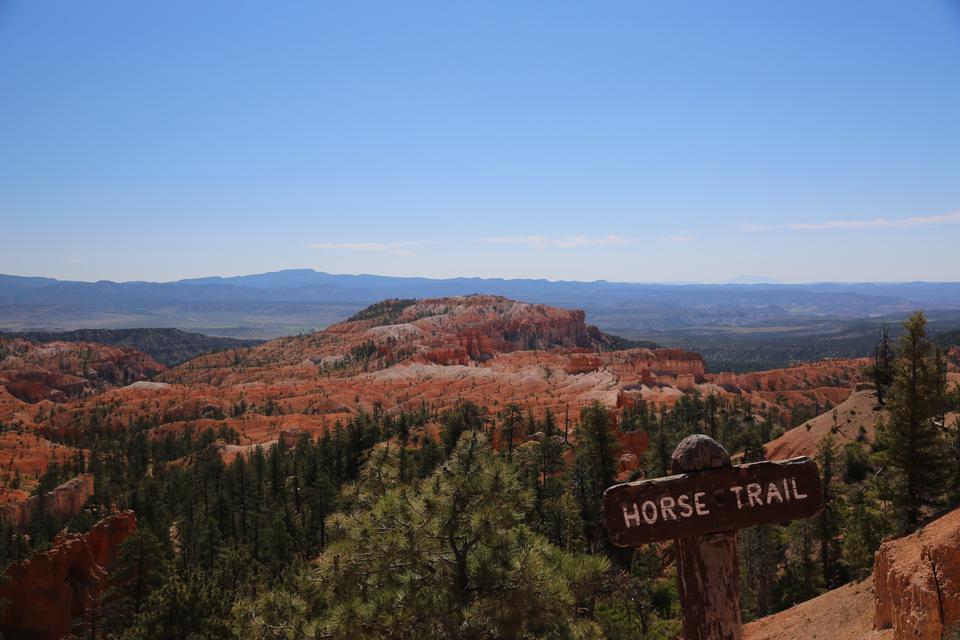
{"left": 0, "top": 473, "right": 94, "bottom": 529}
{"left": 873, "top": 507, "right": 960, "bottom": 639}
{"left": 0, "top": 511, "right": 136, "bottom": 640}
{"left": 747, "top": 505, "right": 960, "bottom": 640}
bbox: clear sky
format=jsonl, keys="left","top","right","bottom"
{"left": 1, "top": 1, "right": 959, "bottom": 283}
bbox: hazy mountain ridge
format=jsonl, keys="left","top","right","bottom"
{"left": 3, "top": 270, "right": 960, "bottom": 369}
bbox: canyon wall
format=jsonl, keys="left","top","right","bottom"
{"left": 873, "top": 507, "right": 960, "bottom": 639}
{"left": 0, "top": 511, "right": 136, "bottom": 640}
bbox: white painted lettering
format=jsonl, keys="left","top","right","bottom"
{"left": 677, "top": 494, "right": 694, "bottom": 517}
{"left": 747, "top": 483, "right": 763, "bottom": 507}
{"left": 782, "top": 479, "right": 791, "bottom": 501}
{"left": 642, "top": 500, "right": 658, "bottom": 524}
{"left": 694, "top": 491, "right": 710, "bottom": 515}
{"left": 660, "top": 496, "right": 677, "bottom": 520}
{"left": 623, "top": 503, "right": 642, "bottom": 528}
{"left": 766, "top": 482, "right": 784, "bottom": 504}
{"left": 791, "top": 478, "right": 808, "bottom": 500}
{"left": 730, "top": 485, "right": 745, "bottom": 509}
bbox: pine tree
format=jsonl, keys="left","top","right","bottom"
{"left": 497, "top": 403, "right": 524, "bottom": 461}
{"left": 876, "top": 311, "right": 950, "bottom": 530}
{"left": 573, "top": 403, "right": 617, "bottom": 546}
{"left": 237, "top": 431, "right": 610, "bottom": 640}
{"left": 815, "top": 435, "right": 842, "bottom": 588}
{"left": 103, "top": 528, "right": 170, "bottom": 634}
{"left": 777, "top": 518, "right": 818, "bottom": 607}
{"left": 865, "top": 326, "right": 894, "bottom": 405}
{"left": 841, "top": 486, "right": 887, "bottom": 580}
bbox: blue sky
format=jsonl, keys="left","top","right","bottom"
{"left": 1, "top": 1, "right": 959, "bottom": 283}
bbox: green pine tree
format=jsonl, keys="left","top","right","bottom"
{"left": 876, "top": 311, "right": 950, "bottom": 530}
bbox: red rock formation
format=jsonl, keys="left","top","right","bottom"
{"left": 0, "top": 297, "right": 875, "bottom": 504}
{"left": 564, "top": 354, "right": 602, "bottom": 374}
{"left": 0, "top": 428, "right": 84, "bottom": 503}
{"left": 0, "top": 473, "right": 95, "bottom": 529}
{"left": 0, "top": 511, "right": 136, "bottom": 640}
{"left": 2, "top": 371, "right": 90, "bottom": 403}
{"left": 614, "top": 429, "right": 650, "bottom": 480}
{"left": 650, "top": 348, "right": 705, "bottom": 377}
{"left": 873, "top": 506, "right": 960, "bottom": 639}
{"left": 676, "top": 373, "right": 697, "bottom": 391}
{"left": 419, "top": 347, "right": 470, "bottom": 366}
{"left": 0, "top": 338, "right": 164, "bottom": 403}
{"left": 707, "top": 358, "right": 867, "bottom": 393}
{"left": 745, "top": 503, "right": 960, "bottom": 640}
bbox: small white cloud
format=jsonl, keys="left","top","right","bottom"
{"left": 478, "top": 234, "right": 634, "bottom": 249}
{"left": 742, "top": 210, "right": 960, "bottom": 232}
{"left": 306, "top": 241, "right": 418, "bottom": 257}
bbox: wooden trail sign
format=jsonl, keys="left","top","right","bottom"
{"left": 603, "top": 455, "right": 823, "bottom": 546}
{"left": 603, "top": 435, "right": 825, "bottom": 640}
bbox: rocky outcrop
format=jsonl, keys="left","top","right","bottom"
{"left": 2, "top": 370, "right": 91, "bottom": 403}
{"left": 0, "top": 337, "right": 164, "bottom": 403}
{"left": 402, "top": 297, "right": 592, "bottom": 359}
{"left": 614, "top": 429, "right": 650, "bottom": 480}
{"left": 565, "top": 354, "right": 602, "bottom": 374}
{"left": 676, "top": 373, "right": 697, "bottom": 390}
{"left": 420, "top": 346, "right": 470, "bottom": 366}
{"left": 611, "top": 348, "right": 705, "bottom": 379}
{"left": 0, "top": 473, "right": 95, "bottom": 529}
{"left": 649, "top": 348, "right": 705, "bottom": 377}
{"left": 0, "top": 511, "right": 136, "bottom": 640}
{"left": 873, "top": 507, "right": 960, "bottom": 639}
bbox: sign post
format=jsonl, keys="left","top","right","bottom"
{"left": 603, "top": 434, "right": 824, "bottom": 640}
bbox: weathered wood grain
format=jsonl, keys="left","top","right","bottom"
{"left": 674, "top": 435, "right": 742, "bottom": 640}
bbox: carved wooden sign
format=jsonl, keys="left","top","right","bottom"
{"left": 603, "top": 456, "right": 824, "bottom": 546}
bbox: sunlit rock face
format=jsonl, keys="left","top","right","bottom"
{"left": 0, "top": 337, "right": 165, "bottom": 402}
{"left": 0, "top": 473, "right": 95, "bottom": 529}
{"left": 873, "top": 506, "right": 960, "bottom": 640}
{"left": 0, "top": 296, "right": 873, "bottom": 500}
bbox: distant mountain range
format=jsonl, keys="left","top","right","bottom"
{"left": 3, "top": 270, "right": 960, "bottom": 370}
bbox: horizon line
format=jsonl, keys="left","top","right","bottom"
{"left": 3, "top": 269, "right": 960, "bottom": 288}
